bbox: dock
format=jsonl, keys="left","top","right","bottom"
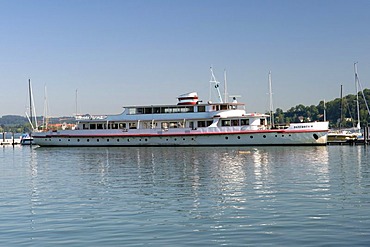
{"left": 1, "top": 132, "right": 21, "bottom": 146}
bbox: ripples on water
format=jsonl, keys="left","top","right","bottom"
{"left": 0, "top": 146, "right": 369, "bottom": 246}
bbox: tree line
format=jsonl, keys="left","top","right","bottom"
{"left": 273, "top": 88, "right": 370, "bottom": 128}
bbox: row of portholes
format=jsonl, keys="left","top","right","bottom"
{"left": 225, "top": 134, "right": 292, "bottom": 140}
{"left": 47, "top": 137, "right": 197, "bottom": 142}
{"left": 47, "top": 135, "right": 295, "bottom": 143}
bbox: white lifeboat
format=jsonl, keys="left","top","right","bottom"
{"left": 177, "top": 92, "right": 198, "bottom": 105}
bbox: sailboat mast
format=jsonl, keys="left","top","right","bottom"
{"left": 354, "top": 62, "right": 361, "bottom": 130}
{"left": 224, "top": 69, "right": 228, "bottom": 103}
{"left": 43, "top": 85, "right": 48, "bottom": 130}
{"left": 268, "top": 71, "right": 274, "bottom": 128}
{"left": 340, "top": 84, "right": 343, "bottom": 129}
{"left": 75, "top": 89, "right": 78, "bottom": 116}
{"left": 28, "top": 79, "right": 33, "bottom": 128}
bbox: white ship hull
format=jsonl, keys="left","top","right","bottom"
{"left": 33, "top": 126, "right": 328, "bottom": 147}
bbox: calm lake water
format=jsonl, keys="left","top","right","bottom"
{"left": 1, "top": 145, "right": 369, "bottom": 246}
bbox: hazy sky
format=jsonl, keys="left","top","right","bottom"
{"left": 1, "top": 0, "right": 369, "bottom": 117}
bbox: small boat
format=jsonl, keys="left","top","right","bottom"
{"left": 32, "top": 87, "right": 329, "bottom": 147}
{"left": 20, "top": 133, "right": 34, "bottom": 145}
{"left": 327, "top": 129, "right": 358, "bottom": 143}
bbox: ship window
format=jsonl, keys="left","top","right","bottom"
{"left": 172, "top": 108, "right": 181, "bottom": 113}
{"left": 144, "top": 108, "right": 152, "bottom": 114}
{"left": 161, "top": 122, "right": 169, "bottom": 129}
{"left": 90, "top": 124, "right": 96, "bottom": 129}
{"left": 142, "top": 121, "right": 151, "bottom": 129}
{"left": 169, "top": 122, "right": 177, "bottom": 128}
{"left": 181, "top": 107, "right": 194, "bottom": 112}
{"left": 136, "top": 108, "right": 144, "bottom": 114}
{"left": 129, "top": 123, "right": 137, "bottom": 129}
{"left": 221, "top": 120, "right": 231, "bottom": 126}
{"left": 112, "top": 123, "right": 118, "bottom": 129}
{"left": 153, "top": 107, "right": 160, "bottom": 113}
{"left": 197, "top": 106, "right": 205, "bottom": 112}
{"left": 128, "top": 108, "right": 136, "bottom": 115}
{"left": 241, "top": 119, "right": 249, "bottom": 126}
{"left": 231, "top": 120, "right": 239, "bottom": 126}
{"left": 164, "top": 108, "right": 173, "bottom": 113}
{"left": 198, "top": 121, "right": 206, "bottom": 127}
{"left": 83, "top": 124, "right": 88, "bottom": 129}
{"left": 220, "top": 105, "right": 228, "bottom": 110}
{"left": 119, "top": 123, "right": 126, "bottom": 129}
{"left": 97, "top": 124, "right": 103, "bottom": 129}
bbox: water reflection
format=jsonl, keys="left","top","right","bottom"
{"left": 3, "top": 145, "right": 370, "bottom": 246}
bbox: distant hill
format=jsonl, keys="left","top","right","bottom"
{"left": 0, "top": 115, "right": 28, "bottom": 126}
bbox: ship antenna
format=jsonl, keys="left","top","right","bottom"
{"left": 209, "top": 67, "right": 223, "bottom": 103}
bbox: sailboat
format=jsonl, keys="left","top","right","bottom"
{"left": 327, "top": 84, "right": 358, "bottom": 143}
{"left": 353, "top": 62, "right": 370, "bottom": 140}
{"left": 327, "top": 63, "right": 370, "bottom": 143}
{"left": 21, "top": 79, "right": 37, "bottom": 145}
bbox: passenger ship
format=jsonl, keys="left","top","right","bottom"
{"left": 32, "top": 91, "right": 329, "bottom": 146}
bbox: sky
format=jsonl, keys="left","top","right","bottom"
{"left": 1, "top": 0, "right": 370, "bottom": 117}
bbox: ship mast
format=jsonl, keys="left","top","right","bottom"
{"left": 209, "top": 67, "right": 223, "bottom": 103}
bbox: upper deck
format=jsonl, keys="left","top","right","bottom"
{"left": 75, "top": 101, "right": 247, "bottom": 122}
